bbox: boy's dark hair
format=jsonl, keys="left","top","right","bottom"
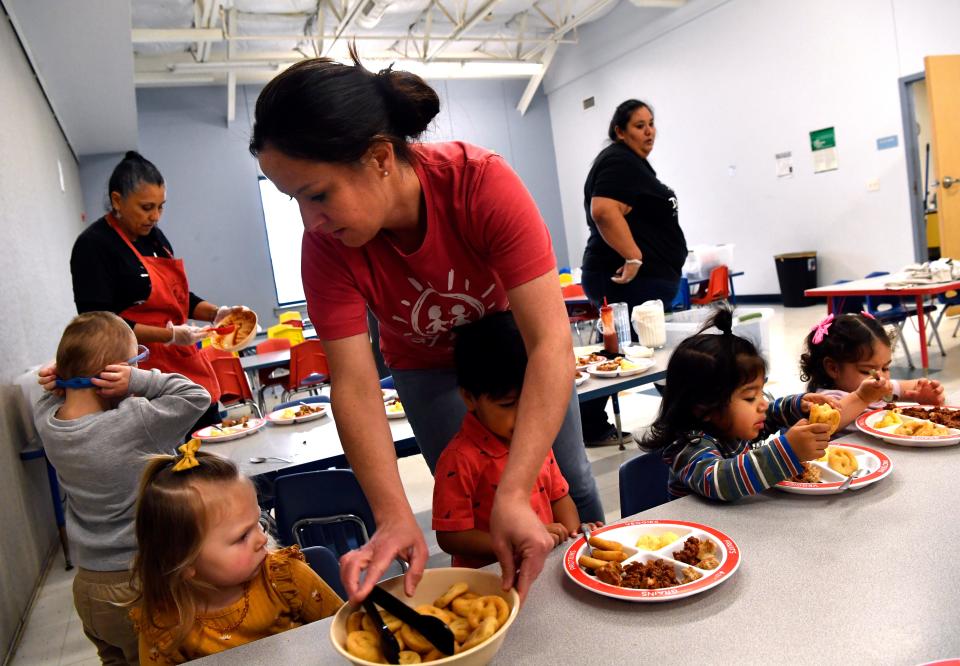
{"left": 641, "top": 307, "right": 765, "bottom": 456}
{"left": 799, "top": 313, "right": 892, "bottom": 391}
{"left": 453, "top": 311, "right": 527, "bottom": 399}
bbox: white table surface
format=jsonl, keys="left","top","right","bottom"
{"left": 194, "top": 430, "right": 960, "bottom": 665}
{"left": 204, "top": 407, "right": 414, "bottom": 478}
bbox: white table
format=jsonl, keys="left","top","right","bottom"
{"left": 194, "top": 430, "right": 960, "bottom": 665}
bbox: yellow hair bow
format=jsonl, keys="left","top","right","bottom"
{"left": 172, "top": 438, "right": 202, "bottom": 472}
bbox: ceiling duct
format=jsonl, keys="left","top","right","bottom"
{"left": 355, "top": 0, "right": 392, "bottom": 29}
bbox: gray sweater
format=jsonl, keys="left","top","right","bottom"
{"left": 34, "top": 368, "right": 210, "bottom": 571}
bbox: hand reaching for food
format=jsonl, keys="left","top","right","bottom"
{"left": 784, "top": 419, "right": 831, "bottom": 461}
{"left": 855, "top": 374, "right": 893, "bottom": 404}
{"left": 166, "top": 322, "right": 212, "bottom": 346}
{"left": 338, "top": 509, "right": 428, "bottom": 603}
{"left": 908, "top": 378, "right": 945, "bottom": 406}
{"left": 90, "top": 364, "right": 132, "bottom": 399}
{"left": 489, "top": 498, "right": 553, "bottom": 604}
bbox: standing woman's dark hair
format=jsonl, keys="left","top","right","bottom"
{"left": 799, "top": 313, "right": 892, "bottom": 391}
{"left": 249, "top": 47, "right": 440, "bottom": 164}
{"left": 607, "top": 99, "right": 653, "bottom": 142}
{"left": 107, "top": 151, "right": 164, "bottom": 211}
{"left": 641, "top": 308, "right": 766, "bottom": 457}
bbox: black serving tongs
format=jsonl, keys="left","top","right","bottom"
{"left": 368, "top": 585, "right": 456, "bottom": 657}
{"left": 361, "top": 597, "right": 401, "bottom": 664}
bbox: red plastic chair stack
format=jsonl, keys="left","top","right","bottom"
{"left": 691, "top": 265, "right": 730, "bottom": 306}
{"left": 209, "top": 356, "right": 262, "bottom": 418}
{"left": 283, "top": 339, "right": 330, "bottom": 402}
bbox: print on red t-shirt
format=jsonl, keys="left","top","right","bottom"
{"left": 301, "top": 142, "right": 556, "bottom": 370}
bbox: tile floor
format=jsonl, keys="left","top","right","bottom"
{"left": 10, "top": 303, "right": 960, "bottom": 665}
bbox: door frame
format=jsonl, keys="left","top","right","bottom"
{"left": 898, "top": 71, "right": 928, "bottom": 263}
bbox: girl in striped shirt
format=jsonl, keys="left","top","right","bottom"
{"left": 640, "top": 309, "right": 881, "bottom": 501}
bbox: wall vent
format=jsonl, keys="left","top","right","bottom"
{"left": 582, "top": 96, "right": 596, "bottom": 110}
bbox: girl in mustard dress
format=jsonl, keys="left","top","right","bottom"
{"left": 130, "top": 445, "right": 342, "bottom": 664}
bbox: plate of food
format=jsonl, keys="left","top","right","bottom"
{"left": 209, "top": 309, "right": 258, "bottom": 352}
{"left": 856, "top": 404, "right": 960, "bottom": 447}
{"left": 266, "top": 402, "right": 328, "bottom": 425}
{"left": 381, "top": 388, "right": 398, "bottom": 402}
{"left": 192, "top": 416, "right": 266, "bottom": 442}
{"left": 776, "top": 442, "right": 892, "bottom": 494}
{"left": 586, "top": 356, "right": 655, "bottom": 378}
{"left": 563, "top": 520, "right": 740, "bottom": 602}
{"left": 574, "top": 370, "right": 589, "bottom": 387}
{"left": 575, "top": 352, "right": 606, "bottom": 371}
{"left": 385, "top": 398, "right": 406, "bottom": 419}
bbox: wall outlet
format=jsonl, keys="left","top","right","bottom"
{"left": 867, "top": 179, "right": 880, "bottom": 192}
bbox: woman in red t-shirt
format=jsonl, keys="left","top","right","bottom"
{"left": 249, "top": 50, "right": 602, "bottom": 604}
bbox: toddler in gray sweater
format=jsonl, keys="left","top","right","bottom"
{"left": 34, "top": 311, "right": 210, "bottom": 665}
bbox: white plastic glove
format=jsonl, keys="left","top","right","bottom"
{"left": 166, "top": 321, "right": 211, "bottom": 346}
{"left": 213, "top": 305, "right": 246, "bottom": 325}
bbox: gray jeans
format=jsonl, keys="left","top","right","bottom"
{"left": 391, "top": 367, "right": 605, "bottom": 523}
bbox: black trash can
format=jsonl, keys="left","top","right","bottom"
{"left": 774, "top": 252, "right": 817, "bottom": 307}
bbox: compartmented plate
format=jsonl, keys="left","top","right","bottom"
{"left": 192, "top": 417, "right": 266, "bottom": 442}
{"left": 563, "top": 520, "right": 740, "bottom": 602}
{"left": 266, "top": 404, "right": 328, "bottom": 425}
{"left": 586, "top": 357, "right": 656, "bottom": 378}
{"left": 385, "top": 399, "right": 406, "bottom": 419}
{"left": 776, "top": 442, "right": 892, "bottom": 495}
{"left": 575, "top": 371, "right": 589, "bottom": 386}
{"left": 575, "top": 353, "right": 607, "bottom": 371}
{"left": 856, "top": 406, "right": 960, "bottom": 447}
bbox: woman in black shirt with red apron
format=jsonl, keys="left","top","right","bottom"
{"left": 70, "top": 152, "right": 244, "bottom": 431}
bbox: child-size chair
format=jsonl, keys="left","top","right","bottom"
{"left": 274, "top": 470, "right": 405, "bottom": 578}
{"left": 690, "top": 265, "right": 730, "bottom": 306}
{"left": 618, "top": 452, "right": 673, "bottom": 517}
{"left": 561, "top": 283, "right": 600, "bottom": 345}
{"left": 864, "top": 271, "right": 942, "bottom": 367}
{"left": 283, "top": 339, "right": 329, "bottom": 402}
{"left": 670, "top": 276, "right": 691, "bottom": 311}
{"left": 209, "top": 356, "right": 263, "bottom": 418}
{"left": 301, "top": 545, "right": 347, "bottom": 600}
{"left": 255, "top": 338, "right": 292, "bottom": 409}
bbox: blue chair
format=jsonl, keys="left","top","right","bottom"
{"left": 864, "top": 272, "right": 942, "bottom": 366}
{"left": 828, "top": 279, "right": 865, "bottom": 314}
{"left": 379, "top": 376, "right": 395, "bottom": 390}
{"left": 930, "top": 290, "right": 960, "bottom": 343}
{"left": 618, "top": 452, "right": 673, "bottom": 518}
{"left": 301, "top": 545, "right": 347, "bottom": 600}
{"left": 670, "top": 276, "right": 691, "bottom": 312}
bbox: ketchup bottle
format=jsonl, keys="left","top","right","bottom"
{"left": 600, "top": 298, "right": 618, "bottom": 354}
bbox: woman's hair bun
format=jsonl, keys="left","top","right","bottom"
{"left": 123, "top": 150, "right": 144, "bottom": 161}
{"left": 376, "top": 67, "right": 440, "bottom": 139}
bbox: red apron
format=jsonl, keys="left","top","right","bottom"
{"left": 106, "top": 214, "right": 221, "bottom": 402}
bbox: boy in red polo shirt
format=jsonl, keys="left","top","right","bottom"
{"left": 432, "top": 312, "right": 601, "bottom": 568}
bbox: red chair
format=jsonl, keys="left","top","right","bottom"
{"left": 200, "top": 346, "right": 236, "bottom": 361}
{"left": 209, "top": 356, "right": 262, "bottom": 418}
{"left": 691, "top": 265, "right": 730, "bottom": 306}
{"left": 283, "top": 339, "right": 330, "bottom": 402}
{"left": 562, "top": 283, "right": 600, "bottom": 345}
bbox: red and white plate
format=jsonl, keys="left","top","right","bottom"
{"left": 563, "top": 520, "right": 741, "bottom": 602}
{"left": 586, "top": 357, "right": 656, "bottom": 378}
{"left": 192, "top": 417, "right": 267, "bottom": 443}
{"left": 776, "top": 442, "right": 892, "bottom": 495}
{"left": 856, "top": 406, "right": 960, "bottom": 447}
{"left": 266, "top": 404, "right": 328, "bottom": 425}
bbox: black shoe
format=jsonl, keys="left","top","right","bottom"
{"left": 585, "top": 429, "right": 634, "bottom": 448}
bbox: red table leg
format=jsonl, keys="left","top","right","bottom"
{"left": 916, "top": 294, "right": 929, "bottom": 372}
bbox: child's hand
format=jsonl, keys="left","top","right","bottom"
{"left": 37, "top": 363, "right": 62, "bottom": 395}
{"left": 855, "top": 375, "right": 893, "bottom": 405}
{"left": 800, "top": 393, "right": 840, "bottom": 413}
{"left": 576, "top": 521, "right": 604, "bottom": 534}
{"left": 90, "top": 364, "right": 133, "bottom": 399}
{"left": 785, "top": 419, "right": 830, "bottom": 461}
{"left": 911, "top": 378, "right": 945, "bottom": 406}
{"left": 544, "top": 523, "right": 570, "bottom": 548}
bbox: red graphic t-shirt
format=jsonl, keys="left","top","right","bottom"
{"left": 432, "top": 412, "right": 570, "bottom": 568}
{"left": 301, "top": 141, "right": 556, "bottom": 369}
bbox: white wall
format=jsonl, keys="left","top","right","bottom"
{"left": 0, "top": 9, "right": 86, "bottom": 656}
{"left": 544, "top": 0, "right": 960, "bottom": 294}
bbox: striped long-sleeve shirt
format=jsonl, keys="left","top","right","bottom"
{"left": 664, "top": 394, "right": 806, "bottom": 502}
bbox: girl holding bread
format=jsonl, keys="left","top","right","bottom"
{"left": 800, "top": 312, "right": 944, "bottom": 431}
{"left": 640, "top": 309, "right": 890, "bottom": 501}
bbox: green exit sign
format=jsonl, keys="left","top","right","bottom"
{"left": 810, "top": 127, "right": 836, "bottom": 151}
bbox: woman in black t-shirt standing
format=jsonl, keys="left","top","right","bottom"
{"left": 579, "top": 100, "right": 687, "bottom": 447}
